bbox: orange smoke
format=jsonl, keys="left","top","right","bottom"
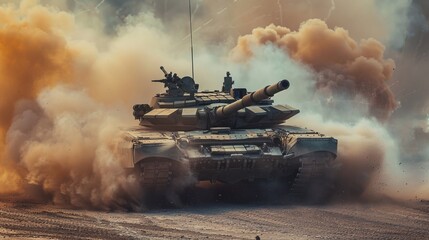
{"left": 0, "top": 2, "right": 75, "bottom": 194}
{"left": 0, "top": 2, "right": 74, "bottom": 130}
{"left": 0, "top": 1, "right": 145, "bottom": 208}
{"left": 0, "top": 1, "right": 187, "bottom": 209}
{"left": 231, "top": 19, "right": 397, "bottom": 120}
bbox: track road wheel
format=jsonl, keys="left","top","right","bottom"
{"left": 138, "top": 158, "right": 194, "bottom": 208}
{"left": 289, "top": 152, "right": 337, "bottom": 203}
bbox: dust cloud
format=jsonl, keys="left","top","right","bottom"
{"left": 0, "top": 0, "right": 75, "bottom": 195}
{"left": 5, "top": 88, "right": 137, "bottom": 208}
{"left": 231, "top": 19, "right": 396, "bottom": 120}
{"left": 223, "top": 43, "right": 399, "bottom": 200}
{"left": 224, "top": 10, "right": 427, "bottom": 200}
{"left": 0, "top": 0, "right": 191, "bottom": 209}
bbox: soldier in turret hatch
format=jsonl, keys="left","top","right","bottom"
{"left": 222, "top": 71, "right": 234, "bottom": 93}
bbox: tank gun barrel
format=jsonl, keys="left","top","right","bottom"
{"left": 215, "top": 79, "right": 290, "bottom": 117}
{"left": 160, "top": 66, "right": 168, "bottom": 76}
{"left": 152, "top": 66, "right": 172, "bottom": 83}
{"left": 152, "top": 79, "right": 166, "bottom": 83}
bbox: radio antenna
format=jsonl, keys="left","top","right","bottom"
{"left": 188, "top": 0, "right": 195, "bottom": 80}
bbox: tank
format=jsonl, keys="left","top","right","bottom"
{"left": 120, "top": 66, "right": 338, "bottom": 200}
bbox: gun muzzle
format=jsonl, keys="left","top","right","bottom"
{"left": 215, "top": 79, "right": 290, "bottom": 117}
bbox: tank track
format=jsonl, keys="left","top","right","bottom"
{"left": 289, "top": 152, "right": 337, "bottom": 200}
{"left": 139, "top": 160, "right": 174, "bottom": 188}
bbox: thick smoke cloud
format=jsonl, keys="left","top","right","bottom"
{"left": 223, "top": 44, "right": 403, "bottom": 200}
{"left": 0, "top": 0, "right": 192, "bottom": 208}
{"left": 231, "top": 19, "right": 396, "bottom": 120}
{"left": 0, "top": 1, "right": 74, "bottom": 134}
{"left": 0, "top": 1, "right": 75, "bottom": 195}
{"left": 5, "top": 87, "right": 137, "bottom": 208}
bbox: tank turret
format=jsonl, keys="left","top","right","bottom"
{"left": 135, "top": 68, "right": 299, "bottom": 130}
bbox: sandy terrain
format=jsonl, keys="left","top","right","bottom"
{"left": 0, "top": 200, "right": 428, "bottom": 240}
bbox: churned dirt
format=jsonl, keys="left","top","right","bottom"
{"left": 0, "top": 200, "right": 428, "bottom": 239}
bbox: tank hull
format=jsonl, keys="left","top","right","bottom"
{"left": 120, "top": 125, "right": 338, "bottom": 195}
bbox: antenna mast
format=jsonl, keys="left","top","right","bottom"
{"left": 188, "top": 0, "right": 195, "bottom": 80}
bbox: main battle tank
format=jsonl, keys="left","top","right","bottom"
{"left": 121, "top": 66, "right": 338, "bottom": 200}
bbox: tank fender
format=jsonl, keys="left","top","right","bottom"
{"left": 133, "top": 139, "right": 180, "bottom": 165}
{"left": 283, "top": 133, "right": 337, "bottom": 157}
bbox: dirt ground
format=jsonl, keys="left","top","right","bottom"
{"left": 0, "top": 199, "right": 428, "bottom": 240}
